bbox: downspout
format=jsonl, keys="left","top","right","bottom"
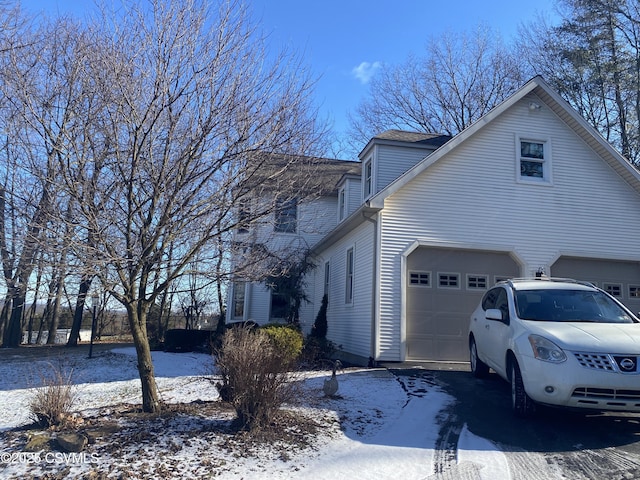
{"left": 362, "top": 208, "right": 378, "bottom": 367}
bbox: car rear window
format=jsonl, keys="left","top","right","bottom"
{"left": 515, "top": 289, "right": 636, "bottom": 323}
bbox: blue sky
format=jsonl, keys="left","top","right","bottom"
{"left": 21, "top": 0, "right": 559, "bottom": 156}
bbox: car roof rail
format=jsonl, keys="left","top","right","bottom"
{"left": 498, "top": 277, "right": 597, "bottom": 289}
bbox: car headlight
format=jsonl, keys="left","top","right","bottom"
{"left": 528, "top": 335, "right": 567, "bottom": 363}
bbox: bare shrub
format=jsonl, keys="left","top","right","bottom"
{"left": 29, "top": 363, "right": 77, "bottom": 428}
{"left": 215, "top": 326, "right": 299, "bottom": 432}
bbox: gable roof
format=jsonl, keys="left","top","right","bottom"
{"left": 373, "top": 129, "right": 452, "bottom": 146}
{"left": 359, "top": 130, "right": 452, "bottom": 157}
{"left": 244, "top": 152, "right": 360, "bottom": 197}
{"left": 366, "top": 76, "right": 640, "bottom": 209}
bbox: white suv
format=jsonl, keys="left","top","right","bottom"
{"left": 469, "top": 277, "right": 640, "bottom": 416}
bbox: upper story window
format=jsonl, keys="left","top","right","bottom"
{"left": 338, "top": 187, "right": 346, "bottom": 221}
{"left": 364, "top": 158, "right": 373, "bottom": 198}
{"left": 517, "top": 137, "right": 552, "bottom": 184}
{"left": 237, "top": 199, "right": 250, "bottom": 234}
{"left": 274, "top": 197, "right": 297, "bottom": 233}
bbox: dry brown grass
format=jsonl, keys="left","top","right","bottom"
{"left": 28, "top": 362, "right": 77, "bottom": 428}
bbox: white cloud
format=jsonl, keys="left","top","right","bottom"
{"left": 351, "top": 61, "right": 382, "bottom": 84}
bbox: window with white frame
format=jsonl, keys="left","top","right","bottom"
{"left": 232, "top": 282, "right": 246, "bottom": 318}
{"left": 604, "top": 283, "right": 622, "bottom": 298}
{"left": 518, "top": 137, "right": 551, "bottom": 183}
{"left": 467, "top": 274, "right": 488, "bottom": 290}
{"left": 237, "top": 199, "right": 251, "bottom": 234}
{"left": 438, "top": 272, "right": 460, "bottom": 288}
{"left": 630, "top": 285, "right": 640, "bottom": 298}
{"left": 324, "top": 261, "right": 330, "bottom": 298}
{"left": 345, "top": 247, "right": 354, "bottom": 303}
{"left": 270, "top": 291, "right": 289, "bottom": 320}
{"left": 409, "top": 271, "right": 431, "bottom": 287}
{"left": 364, "top": 158, "right": 373, "bottom": 198}
{"left": 274, "top": 197, "right": 297, "bottom": 233}
{"left": 338, "top": 187, "right": 346, "bottom": 221}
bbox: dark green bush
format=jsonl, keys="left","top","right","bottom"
{"left": 310, "top": 294, "right": 328, "bottom": 339}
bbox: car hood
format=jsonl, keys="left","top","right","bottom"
{"left": 525, "top": 321, "right": 640, "bottom": 353}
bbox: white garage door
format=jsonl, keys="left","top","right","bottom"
{"left": 406, "top": 247, "right": 520, "bottom": 361}
{"left": 551, "top": 256, "right": 640, "bottom": 315}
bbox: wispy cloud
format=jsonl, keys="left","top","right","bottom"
{"left": 351, "top": 61, "right": 382, "bottom": 84}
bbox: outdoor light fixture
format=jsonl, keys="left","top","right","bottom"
{"left": 529, "top": 101, "right": 542, "bottom": 111}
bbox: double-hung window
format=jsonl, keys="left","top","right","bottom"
{"left": 232, "top": 282, "right": 246, "bottom": 319}
{"left": 324, "top": 262, "right": 330, "bottom": 299}
{"left": 274, "top": 197, "right": 297, "bottom": 233}
{"left": 345, "top": 247, "right": 354, "bottom": 304}
{"left": 364, "top": 158, "right": 373, "bottom": 198}
{"left": 517, "top": 137, "right": 551, "bottom": 184}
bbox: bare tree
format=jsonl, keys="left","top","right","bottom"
{"left": 348, "top": 26, "right": 526, "bottom": 152}
{"left": 518, "top": 0, "right": 640, "bottom": 164}
{"left": 0, "top": 15, "right": 91, "bottom": 347}
{"left": 54, "top": 0, "right": 328, "bottom": 413}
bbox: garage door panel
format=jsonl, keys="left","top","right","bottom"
{"left": 406, "top": 247, "right": 520, "bottom": 362}
{"left": 551, "top": 256, "right": 640, "bottom": 315}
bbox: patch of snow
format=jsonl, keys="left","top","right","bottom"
{"left": 457, "top": 423, "right": 511, "bottom": 479}
{"left": 0, "top": 345, "right": 500, "bottom": 479}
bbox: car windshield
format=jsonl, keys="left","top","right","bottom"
{"left": 515, "top": 289, "right": 636, "bottom": 323}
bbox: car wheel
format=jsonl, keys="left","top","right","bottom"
{"left": 510, "top": 359, "right": 535, "bottom": 417}
{"left": 469, "top": 337, "right": 489, "bottom": 378}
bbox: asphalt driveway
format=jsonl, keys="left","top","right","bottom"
{"left": 388, "top": 365, "right": 640, "bottom": 479}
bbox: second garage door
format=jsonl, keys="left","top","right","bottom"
{"left": 551, "top": 256, "right": 640, "bottom": 315}
{"left": 406, "top": 247, "right": 520, "bottom": 361}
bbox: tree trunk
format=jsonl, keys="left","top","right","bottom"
{"left": 128, "top": 303, "right": 160, "bottom": 413}
{"left": 0, "top": 293, "right": 12, "bottom": 345}
{"left": 67, "top": 276, "right": 93, "bottom": 347}
{"left": 45, "top": 283, "right": 63, "bottom": 345}
{"left": 3, "top": 287, "right": 26, "bottom": 347}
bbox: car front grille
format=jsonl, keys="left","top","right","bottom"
{"left": 573, "top": 353, "right": 616, "bottom": 371}
{"left": 573, "top": 352, "right": 639, "bottom": 374}
{"left": 572, "top": 387, "right": 640, "bottom": 403}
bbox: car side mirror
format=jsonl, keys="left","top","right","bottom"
{"left": 486, "top": 308, "right": 505, "bottom": 322}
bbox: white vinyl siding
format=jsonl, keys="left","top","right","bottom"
{"left": 376, "top": 144, "right": 438, "bottom": 193}
{"left": 304, "top": 221, "right": 376, "bottom": 360}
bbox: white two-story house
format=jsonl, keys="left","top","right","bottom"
{"left": 227, "top": 155, "right": 360, "bottom": 325}
{"left": 228, "top": 76, "right": 640, "bottom": 365}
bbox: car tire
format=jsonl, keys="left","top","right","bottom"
{"left": 470, "top": 337, "right": 489, "bottom": 378}
{"left": 510, "top": 359, "right": 535, "bottom": 417}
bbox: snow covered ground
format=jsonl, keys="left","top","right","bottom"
{"left": 0, "top": 345, "right": 511, "bottom": 479}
